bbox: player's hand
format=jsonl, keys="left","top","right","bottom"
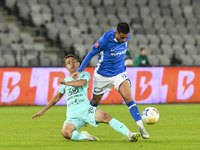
{"left": 71, "top": 71, "right": 80, "bottom": 79}
{"left": 32, "top": 111, "right": 44, "bottom": 119}
{"left": 58, "top": 78, "right": 65, "bottom": 84}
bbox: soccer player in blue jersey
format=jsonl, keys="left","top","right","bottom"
{"left": 72, "top": 22, "right": 149, "bottom": 139}
{"left": 32, "top": 54, "right": 141, "bottom": 142}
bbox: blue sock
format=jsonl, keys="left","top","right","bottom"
{"left": 109, "top": 118, "right": 129, "bottom": 136}
{"left": 90, "top": 99, "right": 99, "bottom": 107}
{"left": 127, "top": 100, "right": 142, "bottom": 122}
{"left": 70, "top": 130, "right": 84, "bottom": 141}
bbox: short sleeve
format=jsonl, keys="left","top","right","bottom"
{"left": 59, "top": 84, "right": 66, "bottom": 94}
{"left": 91, "top": 32, "right": 108, "bottom": 53}
{"left": 78, "top": 72, "right": 91, "bottom": 82}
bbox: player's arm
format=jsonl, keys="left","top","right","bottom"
{"left": 32, "top": 92, "right": 63, "bottom": 118}
{"left": 58, "top": 78, "right": 86, "bottom": 87}
{"left": 72, "top": 40, "right": 104, "bottom": 79}
{"left": 77, "top": 50, "right": 98, "bottom": 73}
{"left": 71, "top": 50, "right": 97, "bottom": 79}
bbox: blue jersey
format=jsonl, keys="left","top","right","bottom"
{"left": 77, "top": 30, "right": 130, "bottom": 77}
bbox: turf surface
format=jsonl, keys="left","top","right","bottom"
{"left": 0, "top": 104, "right": 199, "bottom": 150}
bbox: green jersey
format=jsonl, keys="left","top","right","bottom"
{"left": 59, "top": 71, "right": 91, "bottom": 117}
{"left": 133, "top": 54, "right": 150, "bottom": 67}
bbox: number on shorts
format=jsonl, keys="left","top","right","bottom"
{"left": 88, "top": 107, "right": 94, "bottom": 113}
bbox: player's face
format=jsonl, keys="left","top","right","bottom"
{"left": 65, "top": 57, "right": 79, "bottom": 73}
{"left": 115, "top": 31, "right": 129, "bottom": 43}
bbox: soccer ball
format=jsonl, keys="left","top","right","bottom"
{"left": 142, "top": 107, "right": 159, "bottom": 124}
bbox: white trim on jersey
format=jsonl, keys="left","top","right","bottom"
{"left": 96, "top": 51, "right": 104, "bottom": 71}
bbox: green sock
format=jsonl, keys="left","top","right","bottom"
{"left": 70, "top": 130, "right": 84, "bottom": 141}
{"left": 109, "top": 118, "right": 129, "bottom": 136}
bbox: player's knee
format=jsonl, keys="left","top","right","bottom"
{"left": 62, "top": 129, "right": 72, "bottom": 139}
{"left": 102, "top": 113, "right": 112, "bottom": 123}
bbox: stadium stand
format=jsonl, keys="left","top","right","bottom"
{"left": 157, "top": 54, "right": 171, "bottom": 66}
{"left": 0, "top": 0, "right": 199, "bottom": 67}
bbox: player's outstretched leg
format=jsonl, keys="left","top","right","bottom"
{"left": 95, "top": 109, "right": 141, "bottom": 142}
{"left": 118, "top": 80, "right": 149, "bottom": 139}
{"left": 108, "top": 118, "right": 141, "bottom": 142}
{"left": 62, "top": 123, "right": 98, "bottom": 141}
{"left": 127, "top": 101, "right": 149, "bottom": 139}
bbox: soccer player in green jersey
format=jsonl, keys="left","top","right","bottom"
{"left": 32, "top": 54, "right": 141, "bottom": 142}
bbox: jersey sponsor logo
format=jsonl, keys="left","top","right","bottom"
{"left": 68, "top": 99, "right": 85, "bottom": 107}
{"left": 67, "top": 87, "right": 79, "bottom": 96}
{"left": 74, "top": 94, "right": 83, "bottom": 97}
{"left": 110, "top": 49, "right": 127, "bottom": 56}
{"left": 67, "top": 96, "right": 73, "bottom": 101}
{"left": 110, "top": 43, "right": 127, "bottom": 52}
{"left": 95, "top": 42, "right": 99, "bottom": 48}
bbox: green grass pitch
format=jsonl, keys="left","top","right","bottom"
{"left": 0, "top": 104, "right": 200, "bottom": 150}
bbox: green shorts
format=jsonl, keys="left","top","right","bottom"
{"left": 64, "top": 106, "right": 99, "bottom": 130}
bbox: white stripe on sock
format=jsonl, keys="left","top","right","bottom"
{"left": 128, "top": 104, "right": 136, "bottom": 109}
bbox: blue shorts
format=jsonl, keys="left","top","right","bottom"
{"left": 64, "top": 106, "right": 99, "bottom": 130}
